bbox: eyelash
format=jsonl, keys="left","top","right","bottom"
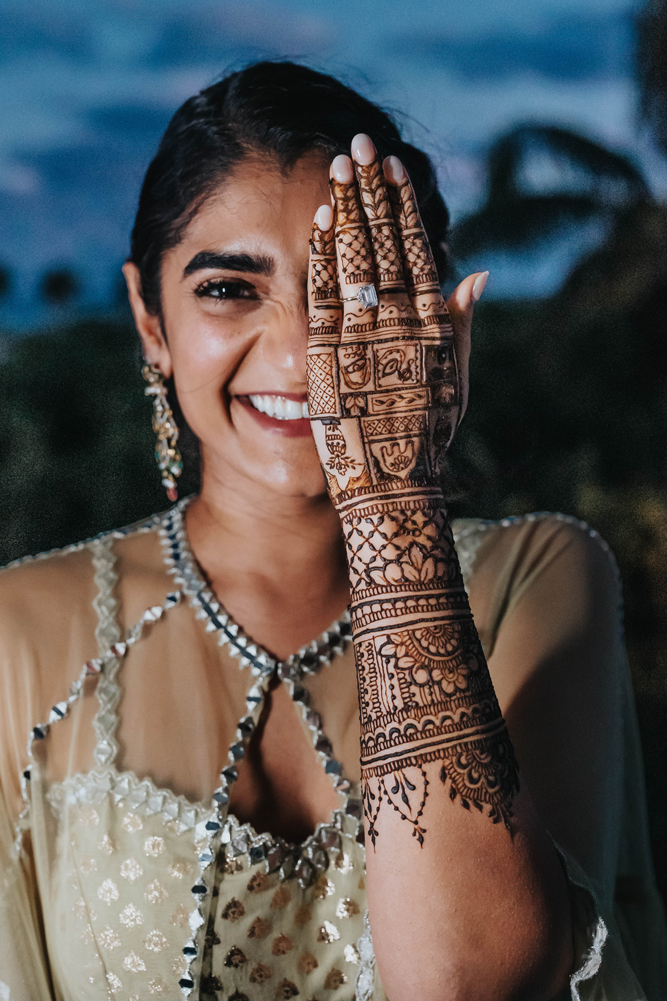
{"left": 194, "top": 278, "right": 257, "bottom": 300}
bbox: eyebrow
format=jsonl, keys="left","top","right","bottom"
{"left": 182, "top": 251, "right": 275, "bottom": 279}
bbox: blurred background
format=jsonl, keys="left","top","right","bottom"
{"left": 0, "top": 0, "right": 666, "bottom": 901}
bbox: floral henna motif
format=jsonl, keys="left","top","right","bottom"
{"left": 343, "top": 492, "right": 520, "bottom": 844}
{"left": 307, "top": 147, "right": 519, "bottom": 844}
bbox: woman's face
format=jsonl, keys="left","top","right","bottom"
{"left": 129, "top": 152, "right": 332, "bottom": 499}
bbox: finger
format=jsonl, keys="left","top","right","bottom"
{"left": 351, "top": 133, "right": 406, "bottom": 296}
{"left": 384, "top": 156, "right": 446, "bottom": 323}
{"left": 330, "top": 154, "right": 377, "bottom": 341}
{"left": 307, "top": 203, "right": 343, "bottom": 420}
{"left": 445, "top": 271, "right": 489, "bottom": 421}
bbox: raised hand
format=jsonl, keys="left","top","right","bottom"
{"left": 307, "top": 141, "right": 459, "bottom": 502}
{"left": 307, "top": 136, "right": 518, "bottom": 848}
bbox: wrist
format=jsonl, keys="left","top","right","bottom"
{"left": 333, "top": 480, "right": 447, "bottom": 517}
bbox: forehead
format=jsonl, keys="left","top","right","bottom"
{"left": 179, "top": 152, "right": 331, "bottom": 255}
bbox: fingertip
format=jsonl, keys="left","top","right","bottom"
{"left": 351, "top": 133, "right": 376, "bottom": 166}
{"left": 331, "top": 154, "right": 354, "bottom": 183}
{"left": 314, "top": 204, "right": 334, "bottom": 231}
{"left": 471, "top": 271, "right": 489, "bottom": 303}
{"left": 383, "top": 155, "right": 406, "bottom": 185}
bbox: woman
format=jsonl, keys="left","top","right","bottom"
{"left": 0, "top": 61, "right": 665, "bottom": 1001}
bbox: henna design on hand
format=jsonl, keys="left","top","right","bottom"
{"left": 331, "top": 176, "right": 375, "bottom": 289}
{"left": 307, "top": 144, "right": 517, "bottom": 846}
{"left": 354, "top": 158, "right": 405, "bottom": 293}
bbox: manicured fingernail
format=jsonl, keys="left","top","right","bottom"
{"left": 331, "top": 154, "right": 354, "bottom": 183}
{"left": 383, "top": 155, "right": 405, "bottom": 184}
{"left": 314, "top": 204, "right": 334, "bottom": 230}
{"left": 351, "top": 133, "right": 375, "bottom": 166}
{"left": 472, "top": 271, "right": 489, "bottom": 302}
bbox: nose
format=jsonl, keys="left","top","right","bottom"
{"left": 259, "top": 292, "right": 310, "bottom": 386}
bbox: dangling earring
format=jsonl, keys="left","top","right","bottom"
{"left": 142, "top": 362, "right": 182, "bottom": 502}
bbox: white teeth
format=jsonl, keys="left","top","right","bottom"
{"left": 248, "top": 395, "right": 309, "bottom": 420}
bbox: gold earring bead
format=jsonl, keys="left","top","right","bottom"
{"left": 142, "top": 363, "right": 182, "bottom": 502}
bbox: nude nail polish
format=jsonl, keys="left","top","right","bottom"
{"left": 472, "top": 271, "right": 489, "bottom": 302}
{"left": 351, "top": 133, "right": 375, "bottom": 166}
{"left": 331, "top": 154, "right": 354, "bottom": 183}
{"left": 383, "top": 155, "right": 406, "bottom": 184}
{"left": 314, "top": 204, "right": 334, "bottom": 230}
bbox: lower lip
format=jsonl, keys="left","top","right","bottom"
{"left": 235, "top": 397, "right": 312, "bottom": 437}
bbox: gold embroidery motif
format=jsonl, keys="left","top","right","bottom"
{"left": 224, "top": 946, "right": 247, "bottom": 968}
{"left": 318, "top": 921, "right": 340, "bottom": 944}
{"left": 81, "top": 924, "right": 94, "bottom": 944}
{"left": 344, "top": 944, "right": 360, "bottom": 965}
{"left": 223, "top": 856, "right": 244, "bottom": 875}
{"left": 270, "top": 886, "right": 292, "bottom": 909}
{"left": 172, "top": 955, "right": 188, "bottom": 975}
{"left": 333, "top": 852, "right": 353, "bottom": 874}
{"left": 170, "top": 904, "right": 190, "bottom": 927}
{"left": 80, "top": 857, "right": 98, "bottom": 875}
{"left": 106, "top": 972, "right": 122, "bottom": 993}
{"left": 120, "top": 858, "right": 144, "bottom": 882}
{"left": 119, "top": 903, "right": 143, "bottom": 928}
{"left": 247, "top": 916, "right": 271, "bottom": 938}
{"left": 335, "top": 897, "right": 360, "bottom": 919}
{"left": 73, "top": 897, "right": 87, "bottom": 919}
{"left": 293, "top": 904, "right": 312, "bottom": 927}
{"left": 122, "top": 813, "right": 143, "bottom": 832}
{"left": 144, "top": 929, "right": 168, "bottom": 952}
{"left": 297, "top": 952, "right": 319, "bottom": 974}
{"left": 275, "top": 979, "right": 299, "bottom": 999}
{"left": 123, "top": 951, "right": 146, "bottom": 972}
{"left": 221, "top": 898, "right": 246, "bottom": 921}
{"left": 97, "top": 878, "right": 119, "bottom": 904}
{"left": 98, "top": 834, "right": 116, "bottom": 855}
{"left": 272, "top": 933, "right": 294, "bottom": 955}
{"left": 313, "top": 875, "right": 335, "bottom": 899}
{"left": 148, "top": 976, "right": 169, "bottom": 995}
{"left": 78, "top": 806, "right": 100, "bottom": 827}
{"left": 249, "top": 963, "right": 273, "bottom": 983}
{"left": 143, "top": 835, "right": 165, "bottom": 857}
{"left": 247, "top": 871, "right": 269, "bottom": 893}
{"left": 144, "top": 879, "right": 168, "bottom": 904}
{"left": 324, "top": 969, "right": 348, "bottom": 989}
{"left": 99, "top": 925, "right": 121, "bottom": 949}
{"left": 167, "top": 858, "right": 191, "bottom": 880}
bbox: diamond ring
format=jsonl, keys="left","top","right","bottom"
{"left": 341, "top": 284, "right": 378, "bottom": 308}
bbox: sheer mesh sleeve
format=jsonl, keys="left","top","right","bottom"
{"left": 465, "top": 514, "right": 667, "bottom": 999}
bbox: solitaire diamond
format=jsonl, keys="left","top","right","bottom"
{"left": 356, "top": 284, "right": 378, "bottom": 308}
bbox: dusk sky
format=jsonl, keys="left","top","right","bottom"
{"left": 0, "top": 0, "right": 660, "bottom": 324}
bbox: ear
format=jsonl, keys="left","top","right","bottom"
{"left": 122, "top": 262, "right": 173, "bottom": 378}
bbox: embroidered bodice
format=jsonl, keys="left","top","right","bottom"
{"left": 0, "top": 505, "right": 665, "bottom": 1000}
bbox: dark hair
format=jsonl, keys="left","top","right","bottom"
{"left": 130, "top": 60, "right": 450, "bottom": 314}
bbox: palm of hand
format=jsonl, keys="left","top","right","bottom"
{"left": 307, "top": 148, "right": 460, "bottom": 504}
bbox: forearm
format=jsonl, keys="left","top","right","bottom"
{"left": 342, "top": 485, "right": 573, "bottom": 999}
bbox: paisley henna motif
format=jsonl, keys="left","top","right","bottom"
{"left": 307, "top": 146, "right": 519, "bottom": 845}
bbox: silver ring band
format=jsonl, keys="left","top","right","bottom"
{"left": 341, "top": 284, "right": 378, "bottom": 307}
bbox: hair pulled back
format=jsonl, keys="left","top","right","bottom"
{"left": 130, "top": 61, "right": 450, "bottom": 314}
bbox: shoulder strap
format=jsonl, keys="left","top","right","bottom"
{"left": 90, "top": 535, "right": 123, "bottom": 768}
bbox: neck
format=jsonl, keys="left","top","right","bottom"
{"left": 184, "top": 462, "right": 350, "bottom": 658}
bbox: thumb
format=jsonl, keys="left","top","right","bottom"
{"left": 446, "top": 271, "right": 489, "bottom": 420}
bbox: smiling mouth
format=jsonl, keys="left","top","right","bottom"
{"left": 247, "top": 394, "right": 310, "bottom": 420}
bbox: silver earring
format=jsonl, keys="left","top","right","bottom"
{"left": 142, "top": 362, "right": 182, "bottom": 502}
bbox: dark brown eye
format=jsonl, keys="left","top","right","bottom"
{"left": 194, "top": 279, "right": 256, "bottom": 300}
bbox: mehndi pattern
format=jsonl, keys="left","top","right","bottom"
{"left": 307, "top": 147, "right": 519, "bottom": 845}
